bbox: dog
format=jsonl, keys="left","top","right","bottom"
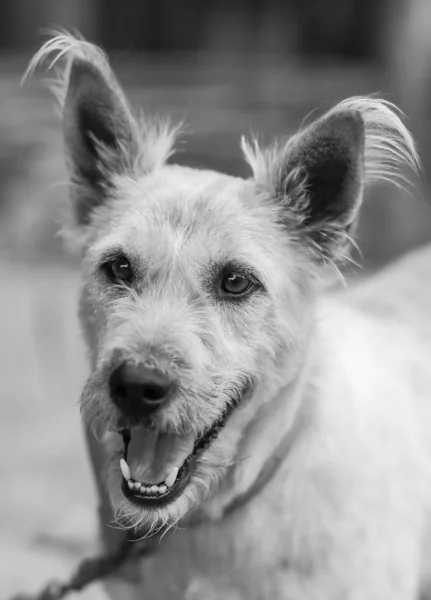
{"left": 26, "top": 33, "right": 431, "bottom": 600}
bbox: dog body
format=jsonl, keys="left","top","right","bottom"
{"left": 106, "top": 244, "right": 431, "bottom": 600}
{"left": 27, "top": 34, "right": 431, "bottom": 599}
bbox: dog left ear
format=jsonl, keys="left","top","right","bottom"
{"left": 244, "top": 110, "right": 365, "bottom": 261}
{"left": 243, "top": 98, "right": 419, "bottom": 263}
{"left": 282, "top": 110, "right": 365, "bottom": 258}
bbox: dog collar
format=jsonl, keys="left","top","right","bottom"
{"left": 188, "top": 338, "right": 314, "bottom": 524}
{"left": 184, "top": 397, "right": 308, "bottom": 528}
{"left": 221, "top": 404, "right": 307, "bottom": 519}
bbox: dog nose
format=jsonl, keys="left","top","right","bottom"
{"left": 109, "top": 362, "right": 172, "bottom": 418}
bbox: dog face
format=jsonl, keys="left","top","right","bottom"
{"left": 78, "top": 165, "right": 309, "bottom": 531}
{"left": 27, "top": 34, "right": 418, "bottom": 533}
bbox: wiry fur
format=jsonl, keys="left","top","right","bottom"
{"left": 27, "top": 33, "right": 431, "bottom": 600}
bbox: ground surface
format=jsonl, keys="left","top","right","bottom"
{"left": 1, "top": 54, "right": 431, "bottom": 598}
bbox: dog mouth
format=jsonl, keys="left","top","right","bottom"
{"left": 119, "top": 386, "right": 250, "bottom": 508}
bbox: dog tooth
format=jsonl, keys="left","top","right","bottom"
{"left": 134, "top": 482, "right": 142, "bottom": 490}
{"left": 159, "top": 485, "right": 167, "bottom": 495}
{"left": 150, "top": 485, "right": 158, "bottom": 494}
{"left": 128, "top": 480, "right": 134, "bottom": 490}
{"left": 120, "top": 458, "right": 131, "bottom": 481}
{"left": 165, "top": 466, "right": 179, "bottom": 488}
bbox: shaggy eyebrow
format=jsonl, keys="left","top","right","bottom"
{"left": 97, "top": 247, "right": 131, "bottom": 265}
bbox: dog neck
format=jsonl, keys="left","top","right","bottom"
{"left": 196, "top": 324, "right": 316, "bottom": 522}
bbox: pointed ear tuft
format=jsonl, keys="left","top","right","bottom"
{"left": 63, "top": 57, "right": 140, "bottom": 186}
{"left": 243, "top": 96, "right": 419, "bottom": 263}
{"left": 24, "top": 31, "right": 181, "bottom": 227}
{"left": 286, "top": 110, "right": 365, "bottom": 230}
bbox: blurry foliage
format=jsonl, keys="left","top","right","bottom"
{"left": 0, "top": 0, "right": 385, "bottom": 58}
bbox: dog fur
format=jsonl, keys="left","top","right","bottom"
{"left": 26, "top": 32, "right": 431, "bottom": 599}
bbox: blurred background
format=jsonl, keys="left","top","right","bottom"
{"left": 2, "top": 0, "right": 431, "bottom": 596}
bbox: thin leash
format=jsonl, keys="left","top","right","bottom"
{"left": 7, "top": 534, "right": 155, "bottom": 600}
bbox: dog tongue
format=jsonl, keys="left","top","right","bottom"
{"left": 127, "top": 428, "right": 195, "bottom": 484}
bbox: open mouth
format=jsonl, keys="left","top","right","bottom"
{"left": 119, "top": 390, "right": 247, "bottom": 508}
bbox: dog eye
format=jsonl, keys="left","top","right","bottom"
{"left": 221, "top": 272, "right": 253, "bottom": 296}
{"left": 106, "top": 256, "right": 133, "bottom": 283}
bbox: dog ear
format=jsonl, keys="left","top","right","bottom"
{"left": 283, "top": 110, "right": 365, "bottom": 259}
{"left": 243, "top": 98, "right": 419, "bottom": 262}
{"left": 62, "top": 56, "right": 141, "bottom": 224}
{"left": 25, "top": 33, "right": 180, "bottom": 227}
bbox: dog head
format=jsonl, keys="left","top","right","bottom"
{"left": 26, "top": 33, "right": 418, "bottom": 534}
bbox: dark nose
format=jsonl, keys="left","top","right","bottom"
{"left": 109, "top": 362, "right": 172, "bottom": 419}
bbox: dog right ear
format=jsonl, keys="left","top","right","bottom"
{"left": 63, "top": 55, "right": 142, "bottom": 225}
{"left": 24, "top": 33, "right": 179, "bottom": 228}
{"left": 25, "top": 34, "right": 141, "bottom": 226}
{"left": 66, "top": 57, "right": 142, "bottom": 214}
